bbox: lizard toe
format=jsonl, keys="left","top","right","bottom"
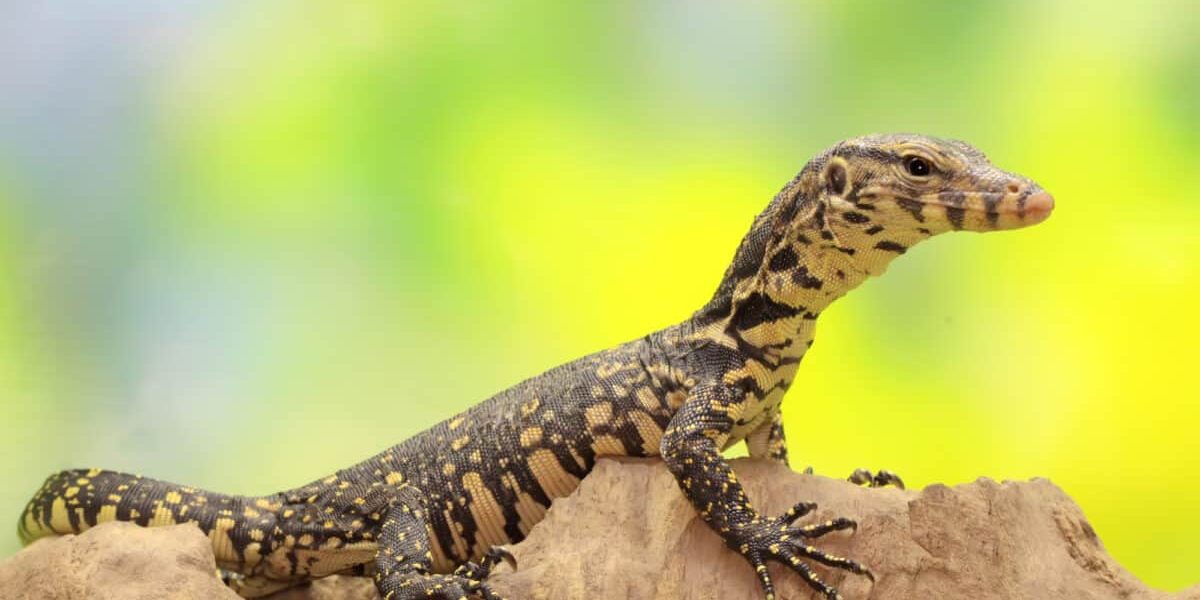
{"left": 728, "top": 506, "right": 870, "bottom": 600}
{"left": 848, "top": 468, "right": 905, "bottom": 489}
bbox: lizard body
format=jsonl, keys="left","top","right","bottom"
{"left": 18, "top": 134, "right": 1053, "bottom": 599}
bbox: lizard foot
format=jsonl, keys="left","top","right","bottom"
{"left": 731, "top": 501, "right": 873, "bottom": 600}
{"left": 848, "top": 468, "right": 905, "bottom": 489}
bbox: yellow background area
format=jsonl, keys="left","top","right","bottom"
{"left": 0, "top": 0, "right": 1196, "bottom": 590}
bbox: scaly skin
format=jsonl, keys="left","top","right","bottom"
{"left": 18, "top": 134, "right": 1053, "bottom": 599}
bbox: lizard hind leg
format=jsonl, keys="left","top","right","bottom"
{"left": 374, "top": 484, "right": 508, "bottom": 600}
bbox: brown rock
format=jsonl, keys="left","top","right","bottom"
{"left": 3, "top": 459, "right": 1197, "bottom": 600}
{"left": 0, "top": 520, "right": 240, "bottom": 600}
{"left": 266, "top": 576, "right": 377, "bottom": 600}
{"left": 483, "top": 458, "right": 1200, "bottom": 600}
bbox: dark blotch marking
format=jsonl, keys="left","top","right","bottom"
{"left": 730, "top": 249, "right": 762, "bottom": 281}
{"left": 896, "top": 198, "right": 925, "bottom": 222}
{"left": 874, "top": 241, "right": 907, "bottom": 254}
{"left": 865, "top": 225, "right": 884, "bottom": 236}
{"left": 836, "top": 247, "right": 856, "bottom": 256}
{"left": 945, "top": 206, "right": 965, "bottom": 230}
{"left": 731, "top": 292, "right": 803, "bottom": 331}
{"left": 819, "top": 230, "right": 834, "bottom": 241}
{"left": 983, "top": 195, "right": 1001, "bottom": 227}
{"left": 843, "top": 211, "right": 870, "bottom": 224}
{"left": 697, "top": 298, "right": 732, "bottom": 324}
{"left": 791, "top": 266, "right": 823, "bottom": 290}
{"left": 777, "top": 197, "right": 800, "bottom": 225}
{"left": 767, "top": 247, "right": 799, "bottom": 272}
{"left": 917, "top": 227, "right": 932, "bottom": 236}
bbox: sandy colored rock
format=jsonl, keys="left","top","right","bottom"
{"left": 0, "top": 520, "right": 240, "bottom": 600}
{"left": 2, "top": 459, "right": 1197, "bottom": 600}
{"left": 482, "top": 458, "right": 1200, "bottom": 600}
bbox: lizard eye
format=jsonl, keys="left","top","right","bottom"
{"left": 903, "top": 156, "right": 932, "bottom": 177}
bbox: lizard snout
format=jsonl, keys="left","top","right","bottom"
{"left": 1021, "top": 191, "right": 1055, "bottom": 225}
{"left": 985, "top": 187, "right": 1054, "bottom": 230}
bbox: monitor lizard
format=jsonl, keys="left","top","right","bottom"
{"left": 17, "top": 133, "right": 1054, "bottom": 600}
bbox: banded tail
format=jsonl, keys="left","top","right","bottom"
{"left": 18, "top": 469, "right": 283, "bottom": 568}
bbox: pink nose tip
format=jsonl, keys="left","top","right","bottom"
{"left": 1023, "top": 191, "right": 1054, "bottom": 224}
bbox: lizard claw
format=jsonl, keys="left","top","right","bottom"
{"left": 848, "top": 468, "right": 905, "bottom": 489}
{"left": 728, "top": 505, "right": 871, "bottom": 600}
{"left": 445, "top": 547, "right": 514, "bottom": 599}
{"left": 484, "top": 545, "right": 517, "bottom": 571}
{"left": 782, "top": 500, "right": 819, "bottom": 525}
{"left": 454, "top": 546, "right": 516, "bottom": 579}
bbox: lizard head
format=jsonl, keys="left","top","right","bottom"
{"left": 698, "top": 133, "right": 1053, "bottom": 321}
{"left": 806, "top": 134, "right": 1053, "bottom": 257}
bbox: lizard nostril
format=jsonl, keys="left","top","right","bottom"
{"left": 1007, "top": 183, "right": 1021, "bottom": 194}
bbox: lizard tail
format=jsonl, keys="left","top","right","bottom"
{"left": 18, "top": 468, "right": 283, "bottom": 555}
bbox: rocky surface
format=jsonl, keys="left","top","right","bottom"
{"left": 0, "top": 520, "right": 240, "bottom": 600}
{"left": 3, "top": 458, "right": 1197, "bottom": 600}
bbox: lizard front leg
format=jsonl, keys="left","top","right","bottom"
{"left": 662, "top": 383, "right": 872, "bottom": 600}
{"left": 745, "top": 408, "right": 789, "bottom": 466}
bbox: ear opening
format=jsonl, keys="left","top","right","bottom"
{"left": 824, "top": 158, "right": 849, "bottom": 196}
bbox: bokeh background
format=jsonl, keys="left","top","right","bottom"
{"left": 1, "top": 0, "right": 1197, "bottom": 591}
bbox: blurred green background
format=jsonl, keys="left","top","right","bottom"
{"left": 1, "top": 0, "right": 1196, "bottom": 591}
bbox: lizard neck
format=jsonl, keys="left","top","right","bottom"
{"left": 692, "top": 175, "right": 899, "bottom": 358}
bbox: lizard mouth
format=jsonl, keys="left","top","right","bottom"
{"left": 917, "top": 189, "right": 1054, "bottom": 231}
{"left": 984, "top": 190, "right": 1054, "bottom": 230}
